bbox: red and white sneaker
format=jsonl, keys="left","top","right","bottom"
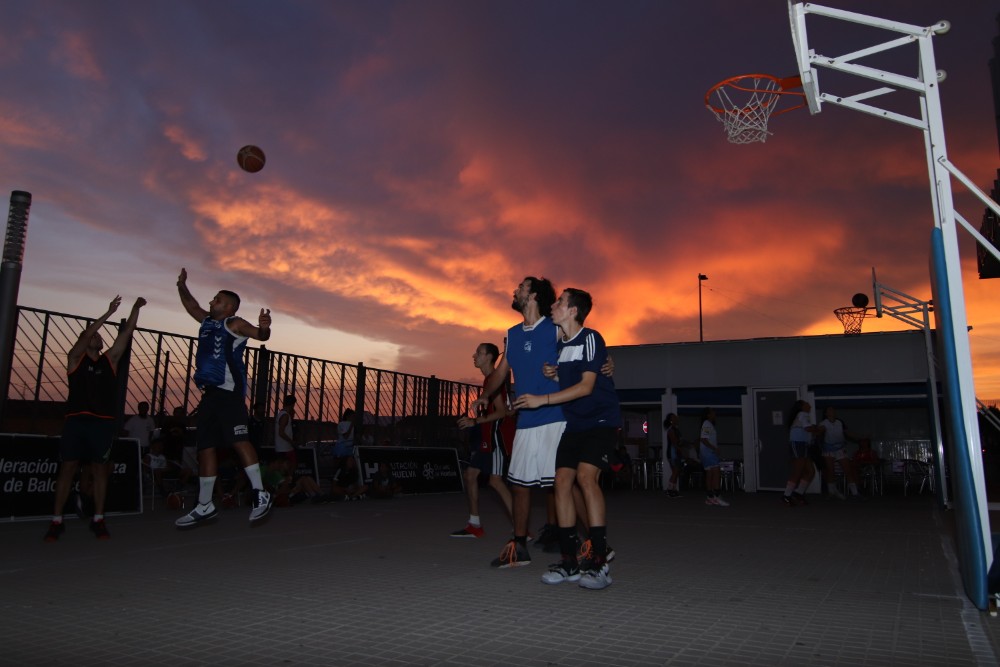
{"left": 450, "top": 523, "right": 485, "bottom": 538}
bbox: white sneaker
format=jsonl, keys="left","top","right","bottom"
{"left": 714, "top": 496, "right": 730, "bottom": 507}
{"left": 579, "top": 563, "right": 612, "bottom": 590}
{"left": 705, "top": 497, "right": 718, "bottom": 506}
{"left": 249, "top": 489, "right": 272, "bottom": 522}
{"left": 175, "top": 502, "right": 218, "bottom": 528}
{"left": 541, "top": 562, "right": 581, "bottom": 585}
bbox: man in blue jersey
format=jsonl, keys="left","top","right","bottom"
{"left": 474, "top": 276, "right": 566, "bottom": 568}
{"left": 514, "top": 288, "right": 620, "bottom": 590}
{"left": 44, "top": 295, "right": 146, "bottom": 542}
{"left": 174, "top": 268, "right": 274, "bottom": 528}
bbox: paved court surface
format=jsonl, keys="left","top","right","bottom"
{"left": 2, "top": 487, "right": 999, "bottom": 666}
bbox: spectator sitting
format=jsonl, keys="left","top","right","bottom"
{"left": 123, "top": 401, "right": 156, "bottom": 450}
{"left": 315, "top": 455, "right": 368, "bottom": 502}
{"left": 368, "top": 462, "right": 402, "bottom": 499}
{"left": 853, "top": 438, "right": 879, "bottom": 465}
{"left": 611, "top": 442, "right": 632, "bottom": 488}
{"left": 144, "top": 435, "right": 179, "bottom": 497}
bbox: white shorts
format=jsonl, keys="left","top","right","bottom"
{"left": 823, "top": 447, "right": 849, "bottom": 461}
{"left": 507, "top": 421, "right": 566, "bottom": 488}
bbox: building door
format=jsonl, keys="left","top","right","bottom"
{"left": 753, "top": 388, "right": 798, "bottom": 491}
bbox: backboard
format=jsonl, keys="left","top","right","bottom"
{"left": 787, "top": 0, "right": 821, "bottom": 114}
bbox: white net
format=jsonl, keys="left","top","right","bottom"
{"left": 708, "top": 76, "right": 783, "bottom": 144}
{"left": 834, "top": 307, "right": 867, "bottom": 336}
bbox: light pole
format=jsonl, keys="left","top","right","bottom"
{"left": 698, "top": 274, "right": 708, "bottom": 342}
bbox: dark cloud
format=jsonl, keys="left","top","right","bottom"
{"left": 1, "top": 0, "right": 998, "bottom": 393}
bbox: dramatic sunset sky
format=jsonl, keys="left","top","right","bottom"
{"left": 2, "top": 1, "right": 999, "bottom": 393}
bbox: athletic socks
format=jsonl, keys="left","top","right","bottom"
{"left": 469, "top": 515, "right": 481, "bottom": 527}
{"left": 244, "top": 463, "right": 263, "bottom": 490}
{"left": 198, "top": 476, "right": 216, "bottom": 505}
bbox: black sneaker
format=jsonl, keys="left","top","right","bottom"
{"left": 43, "top": 521, "right": 65, "bottom": 542}
{"left": 89, "top": 519, "right": 110, "bottom": 540}
{"left": 782, "top": 495, "right": 795, "bottom": 506}
{"left": 490, "top": 539, "right": 531, "bottom": 568}
{"left": 578, "top": 539, "right": 615, "bottom": 571}
{"left": 792, "top": 492, "right": 808, "bottom": 506}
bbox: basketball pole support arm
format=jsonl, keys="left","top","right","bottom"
{"left": 872, "top": 273, "right": 945, "bottom": 509}
{"left": 790, "top": 1, "right": 995, "bottom": 609}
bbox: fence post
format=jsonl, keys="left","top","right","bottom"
{"left": 354, "top": 362, "right": 366, "bottom": 442}
{"left": 253, "top": 345, "right": 271, "bottom": 414}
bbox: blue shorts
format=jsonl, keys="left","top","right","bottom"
{"left": 700, "top": 444, "right": 720, "bottom": 470}
{"left": 790, "top": 441, "right": 810, "bottom": 459}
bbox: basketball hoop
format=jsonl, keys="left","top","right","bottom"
{"left": 705, "top": 74, "right": 806, "bottom": 144}
{"left": 834, "top": 306, "right": 870, "bottom": 336}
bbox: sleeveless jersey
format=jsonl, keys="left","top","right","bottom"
{"left": 65, "top": 353, "right": 118, "bottom": 419}
{"left": 506, "top": 316, "right": 562, "bottom": 429}
{"left": 274, "top": 408, "right": 294, "bottom": 453}
{"left": 194, "top": 316, "right": 248, "bottom": 394}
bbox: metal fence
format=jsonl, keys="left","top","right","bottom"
{"left": 6, "top": 306, "right": 480, "bottom": 446}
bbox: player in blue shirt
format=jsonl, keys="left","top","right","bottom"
{"left": 514, "top": 288, "right": 619, "bottom": 590}
{"left": 174, "top": 268, "right": 274, "bottom": 528}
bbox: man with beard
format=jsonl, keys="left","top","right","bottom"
{"left": 475, "top": 277, "right": 564, "bottom": 568}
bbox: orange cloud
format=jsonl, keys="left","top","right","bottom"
{"left": 163, "top": 124, "right": 207, "bottom": 162}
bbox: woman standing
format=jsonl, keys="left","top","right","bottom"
{"left": 663, "top": 413, "right": 683, "bottom": 498}
{"left": 784, "top": 400, "right": 820, "bottom": 506}
{"left": 700, "top": 408, "right": 728, "bottom": 506}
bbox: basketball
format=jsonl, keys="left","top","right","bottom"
{"left": 166, "top": 492, "right": 185, "bottom": 510}
{"left": 275, "top": 492, "right": 291, "bottom": 508}
{"left": 237, "top": 145, "right": 266, "bottom": 173}
{"left": 851, "top": 292, "right": 870, "bottom": 308}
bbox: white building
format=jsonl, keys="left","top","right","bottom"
{"left": 609, "top": 330, "right": 935, "bottom": 492}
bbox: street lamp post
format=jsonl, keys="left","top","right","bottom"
{"left": 698, "top": 274, "right": 708, "bottom": 342}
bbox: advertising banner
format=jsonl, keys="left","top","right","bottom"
{"left": 356, "top": 446, "right": 462, "bottom": 494}
{"left": 0, "top": 434, "right": 142, "bottom": 520}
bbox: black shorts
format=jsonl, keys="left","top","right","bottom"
{"left": 195, "top": 388, "right": 250, "bottom": 450}
{"left": 469, "top": 443, "right": 509, "bottom": 478}
{"left": 555, "top": 426, "right": 617, "bottom": 472}
{"left": 60, "top": 415, "right": 117, "bottom": 463}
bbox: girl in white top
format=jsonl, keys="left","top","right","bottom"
{"left": 784, "top": 400, "right": 820, "bottom": 506}
{"left": 817, "top": 406, "right": 861, "bottom": 498}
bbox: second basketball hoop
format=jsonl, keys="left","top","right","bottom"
{"left": 705, "top": 74, "right": 806, "bottom": 144}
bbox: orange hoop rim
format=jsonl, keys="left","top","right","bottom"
{"left": 704, "top": 73, "right": 806, "bottom": 116}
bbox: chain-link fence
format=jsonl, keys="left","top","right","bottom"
{"left": 5, "top": 306, "right": 479, "bottom": 446}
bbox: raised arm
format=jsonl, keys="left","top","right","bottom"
{"left": 67, "top": 296, "right": 121, "bottom": 371}
{"left": 229, "top": 308, "right": 272, "bottom": 342}
{"left": 177, "top": 268, "right": 208, "bottom": 322}
{"left": 107, "top": 297, "right": 147, "bottom": 366}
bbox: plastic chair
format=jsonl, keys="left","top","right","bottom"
{"left": 903, "top": 459, "right": 934, "bottom": 496}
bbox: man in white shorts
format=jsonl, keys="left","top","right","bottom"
{"left": 477, "top": 277, "right": 565, "bottom": 568}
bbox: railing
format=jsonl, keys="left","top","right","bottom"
{"left": 5, "top": 306, "right": 480, "bottom": 446}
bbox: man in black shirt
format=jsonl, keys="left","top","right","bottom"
{"left": 44, "top": 295, "right": 145, "bottom": 542}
